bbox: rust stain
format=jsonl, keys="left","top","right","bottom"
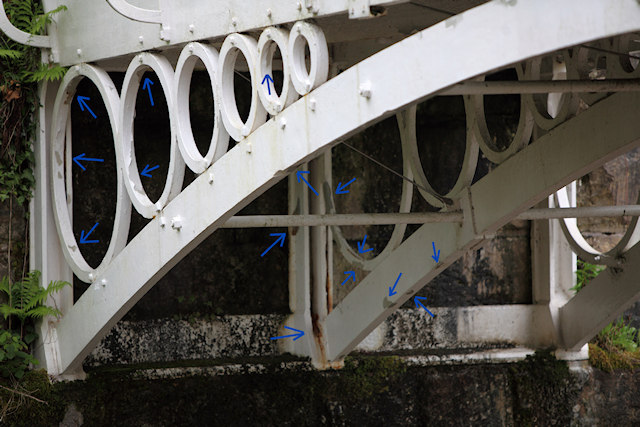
{"left": 311, "top": 312, "right": 328, "bottom": 366}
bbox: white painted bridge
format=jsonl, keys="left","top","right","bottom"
{"left": 2, "top": 0, "right": 640, "bottom": 378}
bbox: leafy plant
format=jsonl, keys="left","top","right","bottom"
{"left": 573, "top": 260, "right": 640, "bottom": 371}
{"left": 596, "top": 316, "right": 638, "bottom": 353}
{"left": 0, "top": 330, "right": 36, "bottom": 379}
{"left": 0, "top": 271, "right": 69, "bottom": 378}
{"left": 570, "top": 259, "right": 605, "bottom": 293}
{"left": 0, "top": 271, "right": 69, "bottom": 336}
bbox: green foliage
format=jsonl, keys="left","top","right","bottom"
{"left": 595, "top": 316, "right": 639, "bottom": 353}
{"left": 0, "top": 1, "right": 67, "bottom": 206}
{"left": 0, "top": 271, "right": 69, "bottom": 379}
{"left": 571, "top": 259, "right": 605, "bottom": 293}
{"left": 0, "top": 271, "right": 69, "bottom": 330}
{"left": 0, "top": 330, "right": 36, "bottom": 379}
{"left": 573, "top": 261, "right": 640, "bottom": 371}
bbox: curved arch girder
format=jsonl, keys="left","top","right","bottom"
{"left": 53, "top": 0, "right": 640, "bottom": 374}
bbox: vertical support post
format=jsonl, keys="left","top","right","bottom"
{"left": 308, "top": 150, "right": 337, "bottom": 368}
{"left": 283, "top": 165, "right": 314, "bottom": 357}
{"left": 31, "top": 80, "right": 83, "bottom": 379}
{"left": 531, "top": 188, "right": 584, "bottom": 358}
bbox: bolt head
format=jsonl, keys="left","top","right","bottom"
{"left": 209, "top": 173, "right": 215, "bottom": 184}
{"left": 232, "top": 17, "right": 238, "bottom": 26}
{"left": 297, "top": 2, "right": 302, "bottom": 10}
{"left": 76, "top": 49, "right": 82, "bottom": 56}
{"left": 266, "top": 8, "right": 272, "bottom": 17}
{"left": 138, "top": 36, "right": 144, "bottom": 44}
{"left": 189, "top": 24, "right": 195, "bottom": 33}
{"left": 279, "top": 117, "right": 287, "bottom": 129}
{"left": 309, "top": 98, "right": 317, "bottom": 111}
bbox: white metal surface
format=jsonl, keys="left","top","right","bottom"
{"left": 16, "top": 0, "right": 640, "bottom": 375}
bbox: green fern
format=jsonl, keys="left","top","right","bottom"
{"left": 0, "top": 49, "right": 23, "bottom": 59}
{"left": 0, "top": 271, "right": 70, "bottom": 331}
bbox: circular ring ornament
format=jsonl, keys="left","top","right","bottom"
{"left": 257, "top": 27, "right": 298, "bottom": 115}
{"left": 174, "top": 42, "right": 229, "bottom": 174}
{"left": 288, "top": 22, "right": 329, "bottom": 96}
{"left": 565, "top": 44, "right": 610, "bottom": 107}
{"left": 50, "top": 64, "right": 132, "bottom": 283}
{"left": 470, "top": 65, "right": 534, "bottom": 164}
{"left": 119, "top": 53, "right": 185, "bottom": 219}
{"left": 328, "top": 109, "right": 415, "bottom": 271}
{"left": 217, "top": 33, "right": 267, "bottom": 142}
{"left": 405, "top": 97, "right": 479, "bottom": 209}
{"left": 555, "top": 184, "right": 640, "bottom": 266}
{"left": 523, "top": 54, "right": 573, "bottom": 130}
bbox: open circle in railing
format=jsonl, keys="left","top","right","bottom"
{"left": 555, "top": 183, "right": 640, "bottom": 267}
{"left": 470, "top": 65, "right": 534, "bottom": 164}
{"left": 175, "top": 43, "right": 229, "bottom": 174}
{"left": 288, "top": 22, "right": 329, "bottom": 96}
{"left": 217, "top": 33, "right": 267, "bottom": 142}
{"left": 405, "top": 97, "right": 479, "bottom": 209}
{"left": 565, "top": 44, "right": 610, "bottom": 107}
{"left": 328, "top": 110, "right": 414, "bottom": 272}
{"left": 257, "top": 27, "right": 298, "bottom": 115}
{"left": 119, "top": 53, "right": 185, "bottom": 219}
{"left": 523, "top": 54, "right": 574, "bottom": 130}
{"left": 50, "top": 64, "right": 132, "bottom": 283}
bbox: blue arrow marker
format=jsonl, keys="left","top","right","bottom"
{"left": 73, "top": 153, "right": 104, "bottom": 171}
{"left": 341, "top": 271, "right": 355, "bottom": 286}
{"left": 261, "top": 232, "right": 286, "bottom": 257}
{"left": 142, "top": 78, "right": 154, "bottom": 106}
{"left": 431, "top": 241, "right": 440, "bottom": 262}
{"left": 261, "top": 74, "right": 275, "bottom": 95}
{"left": 140, "top": 164, "right": 159, "bottom": 177}
{"left": 414, "top": 296, "right": 435, "bottom": 317}
{"left": 270, "top": 326, "right": 305, "bottom": 341}
{"left": 335, "top": 177, "right": 356, "bottom": 195}
{"left": 357, "top": 235, "right": 373, "bottom": 254}
{"left": 296, "top": 171, "right": 319, "bottom": 196}
{"left": 388, "top": 272, "right": 402, "bottom": 297}
{"left": 77, "top": 96, "right": 96, "bottom": 119}
{"left": 79, "top": 222, "right": 99, "bottom": 244}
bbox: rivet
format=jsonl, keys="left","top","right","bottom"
{"left": 88, "top": 273, "right": 95, "bottom": 282}
{"left": 594, "top": 255, "right": 601, "bottom": 262}
{"left": 138, "top": 36, "right": 144, "bottom": 44}
{"left": 242, "top": 125, "right": 250, "bottom": 136}
{"left": 188, "top": 43, "right": 194, "bottom": 53}
{"left": 279, "top": 117, "right": 287, "bottom": 129}
{"left": 232, "top": 17, "right": 238, "bottom": 26}
{"left": 76, "top": 49, "right": 82, "bottom": 56}
{"left": 100, "top": 278, "right": 107, "bottom": 287}
{"left": 209, "top": 173, "right": 214, "bottom": 184}
{"left": 266, "top": 8, "right": 272, "bottom": 17}
{"left": 296, "top": 2, "right": 302, "bottom": 11}
{"left": 309, "top": 98, "right": 316, "bottom": 111}
{"left": 266, "top": 33, "right": 272, "bottom": 40}
{"left": 359, "top": 83, "right": 372, "bottom": 99}
{"left": 305, "top": 80, "right": 312, "bottom": 92}
{"left": 171, "top": 216, "right": 183, "bottom": 230}
{"left": 246, "top": 141, "right": 252, "bottom": 153}
{"left": 188, "top": 24, "right": 195, "bottom": 33}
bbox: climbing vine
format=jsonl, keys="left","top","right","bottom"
{"left": 0, "top": 0, "right": 66, "bottom": 282}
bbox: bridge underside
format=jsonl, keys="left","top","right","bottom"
{"left": 1, "top": 0, "right": 638, "bottom": 377}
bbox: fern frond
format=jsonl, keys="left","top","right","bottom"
{"left": 24, "top": 64, "right": 67, "bottom": 83}
{"left": 0, "top": 276, "right": 10, "bottom": 297}
{"left": 0, "top": 49, "right": 23, "bottom": 59}
{"left": 0, "top": 305, "right": 22, "bottom": 320}
{"left": 22, "top": 278, "right": 69, "bottom": 312}
{"left": 25, "top": 305, "right": 62, "bottom": 320}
